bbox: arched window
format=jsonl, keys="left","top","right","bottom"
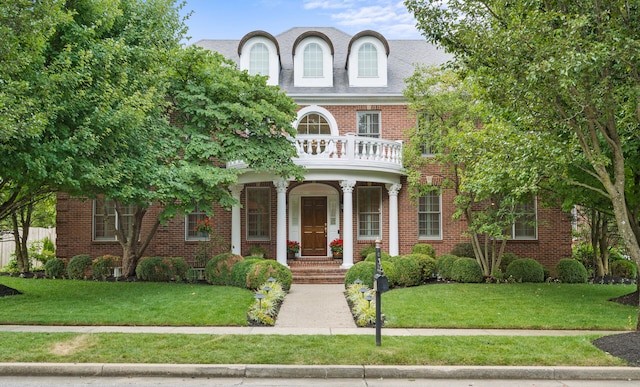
{"left": 358, "top": 43, "right": 378, "bottom": 77}
{"left": 297, "top": 113, "right": 330, "bottom": 135}
{"left": 303, "top": 43, "right": 323, "bottom": 77}
{"left": 249, "top": 43, "right": 269, "bottom": 76}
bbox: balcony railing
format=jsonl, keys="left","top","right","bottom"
{"left": 228, "top": 134, "right": 403, "bottom": 173}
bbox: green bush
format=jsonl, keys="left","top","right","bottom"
{"left": 411, "top": 243, "right": 435, "bottom": 257}
{"left": 393, "top": 256, "right": 423, "bottom": 287}
{"left": 364, "top": 251, "right": 394, "bottom": 263}
{"left": 135, "top": 257, "right": 188, "bottom": 282}
{"left": 610, "top": 260, "right": 637, "bottom": 279}
{"left": 44, "top": 257, "right": 65, "bottom": 278}
{"left": 229, "top": 258, "right": 263, "bottom": 288}
{"left": 506, "top": 258, "right": 544, "bottom": 283}
{"left": 381, "top": 261, "right": 399, "bottom": 288}
{"left": 205, "top": 252, "right": 244, "bottom": 286}
{"left": 499, "top": 253, "right": 519, "bottom": 273}
{"left": 555, "top": 259, "right": 588, "bottom": 283}
{"left": 450, "top": 257, "right": 484, "bottom": 283}
{"left": 436, "top": 254, "right": 459, "bottom": 280}
{"left": 450, "top": 242, "right": 474, "bottom": 258}
{"left": 245, "top": 260, "right": 292, "bottom": 290}
{"left": 91, "top": 255, "right": 121, "bottom": 281}
{"left": 344, "top": 261, "right": 376, "bottom": 288}
{"left": 406, "top": 253, "right": 437, "bottom": 281}
{"left": 67, "top": 254, "right": 93, "bottom": 280}
{"left": 359, "top": 245, "right": 376, "bottom": 259}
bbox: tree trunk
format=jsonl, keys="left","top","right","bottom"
{"left": 10, "top": 204, "right": 33, "bottom": 273}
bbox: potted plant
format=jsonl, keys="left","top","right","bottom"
{"left": 248, "top": 245, "right": 268, "bottom": 258}
{"left": 329, "top": 238, "right": 343, "bottom": 259}
{"left": 286, "top": 240, "right": 300, "bottom": 259}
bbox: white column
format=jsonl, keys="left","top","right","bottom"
{"left": 274, "top": 179, "right": 289, "bottom": 267}
{"left": 340, "top": 180, "right": 356, "bottom": 269}
{"left": 386, "top": 183, "right": 402, "bottom": 256}
{"left": 229, "top": 184, "right": 244, "bottom": 255}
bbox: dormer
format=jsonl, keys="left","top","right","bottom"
{"left": 238, "top": 31, "right": 280, "bottom": 85}
{"left": 346, "top": 31, "right": 389, "bottom": 87}
{"left": 292, "top": 31, "right": 334, "bottom": 87}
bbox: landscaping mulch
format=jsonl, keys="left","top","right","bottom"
{"left": 0, "top": 284, "right": 22, "bottom": 297}
{"left": 592, "top": 290, "right": 640, "bottom": 367}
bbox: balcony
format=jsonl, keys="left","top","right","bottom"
{"left": 228, "top": 134, "right": 403, "bottom": 175}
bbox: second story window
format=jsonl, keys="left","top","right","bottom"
{"left": 358, "top": 43, "right": 378, "bottom": 77}
{"left": 297, "top": 113, "right": 331, "bottom": 135}
{"left": 249, "top": 43, "right": 269, "bottom": 76}
{"left": 357, "top": 111, "right": 381, "bottom": 138}
{"left": 303, "top": 43, "right": 323, "bottom": 77}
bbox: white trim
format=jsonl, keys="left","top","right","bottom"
{"left": 417, "top": 192, "right": 442, "bottom": 240}
{"left": 239, "top": 36, "right": 279, "bottom": 85}
{"left": 294, "top": 37, "right": 333, "bottom": 87}
{"left": 348, "top": 36, "right": 387, "bottom": 87}
{"left": 295, "top": 105, "right": 339, "bottom": 136}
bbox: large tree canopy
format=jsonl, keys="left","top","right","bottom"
{"left": 406, "top": 0, "right": 640, "bottom": 326}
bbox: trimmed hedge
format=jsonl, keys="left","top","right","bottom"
{"left": 205, "top": 252, "right": 244, "bottom": 286}
{"left": 450, "top": 242, "right": 474, "bottom": 258}
{"left": 381, "top": 261, "right": 399, "bottom": 287}
{"left": 135, "top": 257, "right": 188, "bottom": 282}
{"left": 556, "top": 258, "right": 588, "bottom": 283}
{"left": 411, "top": 243, "right": 435, "bottom": 257}
{"left": 499, "top": 253, "right": 519, "bottom": 273}
{"left": 67, "top": 254, "right": 93, "bottom": 280}
{"left": 405, "top": 253, "right": 437, "bottom": 282}
{"left": 451, "top": 257, "right": 484, "bottom": 283}
{"left": 344, "top": 261, "right": 376, "bottom": 288}
{"left": 45, "top": 257, "right": 65, "bottom": 279}
{"left": 91, "top": 255, "right": 121, "bottom": 280}
{"left": 364, "top": 252, "right": 394, "bottom": 263}
{"left": 359, "top": 245, "right": 376, "bottom": 259}
{"left": 436, "top": 254, "right": 459, "bottom": 280}
{"left": 245, "top": 260, "right": 292, "bottom": 291}
{"left": 394, "top": 256, "right": 423, "bottom": 287}
{"left": 230, "top": 258, "right": 264, "bottom": 288}
{"left": 506, "top": 258, "right": 544, "bottom": 283}
{"left": 610, "top": 260, "right": 638, "bottom": 279}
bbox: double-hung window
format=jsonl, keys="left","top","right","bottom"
{"left": 357, "top": 187, "right": 381, "bottom": 239}
{"left": 418, "top": 191, "right": 441, "bottom": 239}
{"left": 357, "top": 111, "right": 381, "bottom": 156}
{"left": 93, "top": 198, "right": 134, "bottom": 241}
{"left": 511, "top": 198, "right": 537, "bottom": 239}
{"left": 247, "top": 187, "right": 271, "bottom": 240}
{"left": 186, "top": 204, "right": 209, "bottom": 241}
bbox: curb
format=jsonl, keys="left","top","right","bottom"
{"left": 0, "top": 363, "right": 639, "bottom": 380}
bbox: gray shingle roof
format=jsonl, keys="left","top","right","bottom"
{"left": 194, "top": 27, "right": 452, "bottom": 96}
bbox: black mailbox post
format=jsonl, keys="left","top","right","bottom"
{"left": 373, "top": 239, "right": 387, "bottom": 346}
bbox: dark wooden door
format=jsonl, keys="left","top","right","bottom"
{"left": 301, "top": 197, "right": 327, "bottom": 256}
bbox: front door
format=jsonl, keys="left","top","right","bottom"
{"left": 301, "top": 197, "right": 327, "bottom": 256}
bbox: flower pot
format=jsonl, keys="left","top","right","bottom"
{"left": 332, "top": 252, "right": 343, "bottom": 260}
{"left": 287, "top": 252, "right": 296, "bottom": 260}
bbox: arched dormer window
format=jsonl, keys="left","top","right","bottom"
{"left": 347, "top": 31, "right": 389, "bottom": 87}
{"left": 249, "top": 43, "right": 269, "bottom": 76}
{"left": 238, "top": 31, "right": 280, "bottom": 85}
{"left": 293, "top": 32, "right": 334, "bottom": 87}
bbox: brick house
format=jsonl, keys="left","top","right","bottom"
{"left": 56, "top": 27, "right": 572, "bottom": 272}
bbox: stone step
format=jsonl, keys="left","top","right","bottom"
{"left": 288, "top": 258, "right": 346, "bottom": 284}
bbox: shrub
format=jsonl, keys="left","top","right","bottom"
{"left": 91, "top": 255, "right": 121, "bottom": 280}
{"left": 44, "top": 257, "right": 65, "bottom": 278}
{"left": 412, "top": 253, "right": 437, "bottom": 281}
{"left": 499, "top": 253, "right": 519, "bottom": 273}
{"left": 506, "top": 258, "right": 544, "bottom": 283}
{"left": 135, "top": 257, "right": 188, "bottom": 282}
{"left": 450, "top": 242, "right": 475, "bottom": 258}
{"left": 436, "top": 254, "right": 460, "bottom": 280}
{"left": 344, "top": 261, "right": 377, "bottom": 288}
{"left": 205, "top": 252, "right": 244, "bottom": 286}
{"left": 411, "top": 243, "right": 435, "bottom": 257}
{"left": 610, "top": 260, "right": 638, "bottom": 279}
{"left": 451, "top": 257, "right": 484, "bottom": 283}
{"left": 393, "top": 256, "right": 423, "bottom": 287}
{"left": 245, "top": 260, "right": 292, "bottom": 290}
{"left": 381, "top": 261, "right": 399, "bottom": 288}
{"left": 67, "top": 254, "right": 93, "bottom": 280}
{"left": 359, "top": 245, "right": 376, "bottom": 259}
{"left": 555, "top": 259, "right": 588, "bottom": 283}
{"left": 247, "top": 280, "right": 287, "bottom": 326}
{"left": 230, "top": 258, "right": 264, "bottom": 288}
{"left": 364, "top": 251, "right": 394, "bottom": 263}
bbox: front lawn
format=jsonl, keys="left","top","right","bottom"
{"left": 0, "top": 277, "right": 253, "bottom": 326}
{"left": 383, "top": 283, "right": 638, "bottom": 330}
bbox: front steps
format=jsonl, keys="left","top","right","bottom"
{"left": 288, "top": 257, "right": 346, "bottom": 284}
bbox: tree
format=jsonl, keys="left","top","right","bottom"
{"left": 404, "top": 66, "right": 565, "bottom": 276}
{"left": 406, "top": 0, "right": 640, "bottom": 326}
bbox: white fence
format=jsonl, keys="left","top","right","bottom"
{"left": 0, "top": 228, "right": 56, "bottom": 268}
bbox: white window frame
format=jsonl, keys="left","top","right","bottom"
{"left": 294, "top": 37, "right": 333, "bottom": 87}
{"left": 357, "top": 186, "right": 382, "bottom": 240}
{"left": 511, "top": 198, "right": 538, "bottom": 240}
{"left": 92, "top": 198, "right": 134, "bottom": 241}
{"left": 358, "top": 42, "right": 378, "bottom": 77}
{"left": 239, "top": 36, "right": 279, "bottom": 85}
{"left": 248, "top": 42, "right": 269, "bottom": 76}
{"left": 185, "top": 204, "right": 209, "bottom": 241}
{"left": 246, "top": 187, "right": 271, "bottom": 241}
{"left": 418, "top": 191, "right": 442, "bottom": 239}
{"left": 357, "top": 111, "right": 381, "bottom": 138}
{"left": 348, "top": 36, "right": 387, "bottom": 87}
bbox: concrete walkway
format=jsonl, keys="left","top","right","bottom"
{"left": 274, "top": 284, "right": 355, "bottom": 328}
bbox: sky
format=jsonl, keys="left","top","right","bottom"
{"left": 180, "top": 0, "right": 424, "bottom": 44}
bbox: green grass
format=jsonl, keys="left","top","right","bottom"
{"left": 0, "top": 277, "right": 254, "bottom": 326}
{"left": 383, "top": 283, "right": 638, "bottom": 330}
{"left": 0, "top": 332, "right": 626, "bottom": 366}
